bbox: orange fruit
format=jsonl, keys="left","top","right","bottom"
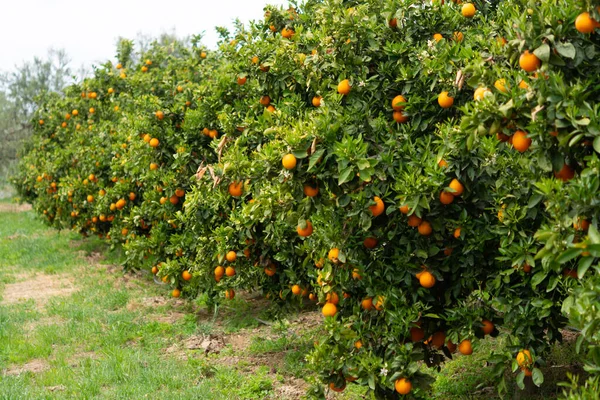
{"left": 410, "top": 326, "right": 425, "bottom": 342}
{"left": 226, "top": 251, "right": 237, "bottom": 262}
{"left": 512, "top": 130, "right": 531, "bottom": 152}
{"left": 150, "top": 163, "right": 158, "bottom": 171}
{"left": 440, "top": 190, "right": 454, "bottom": 205}
{"left": 129, "top": 192, "right": 136, "bottom": 201}
{"left": 399, "top": 204, "right": 409, "bottom": 214}
{"left": 214, "top": 266, "right": 225, "bottom": 278}
{"left": 155, "top": 110, "right": 164, "bottom": 120}
{"left": 322, "top": 302, "right": 337, "bottom": 317}
{"left": 259, "top": 95, "right": 271, "bottom": 106}
{"left": 474, "top": 87, "right": 490, "bottom": 101}
{"left": 182, "top": 271, "right": 192, "bottom": 281}
{"left": 438, "top": 91, "right": 454, "bottom": 108}
{"left": 328, "top": 381, "right": 345, "bottom": 393}
{"left": 369, "top": 196, "right": 385, "bottom": 217}
{"left": 303, "top": 184, "right": 319, "bottom": 197}
{"left": 459, "top": 339, "right": 473, "bottom": 355}
{"left": 352, "top": 268, "right": 362, "bottom": 280}
{"left": 574, "top": 218, "right": 590, "bottom": 231}
{"left": 555, "top": 163, "right": 575, "bottom": 181}
{"left": 494, "top": 79, "right": 508, "bottom": 93}
{"left": 337, "top": 79, "right": 351, "bottom": 95}
{"left": 430, "top": 331, "right": 446, "bottom": 349}
{"left": 87, "top": 195, "right": 94, "bottom": 203}
{"left": 575, "top": 12, "right": 600, "bottom": 34}
{"left": 237, "top": 76, "right": 247, "bottom": 85}
{"left": 291, "top": 285, "right": 301, "bottom": 295}
{"left": 393, "top": 110, "right": 409, "bottom": 123}
{"left": 328, "top": 247, "right": 340, "bottom": 262}
{"left": 175, "top": 188, "right": 185, "bottom": 198}
{"left": 449, "top": 179, "right": 464, "bottom": 196}
{"left": 519, "top": 50, "right": 541, "bottom": 72}
{"left": 297, "top": 220, "right": 314, "bottom": 237}
{"left": 394, "top": 378, "right": 412, "bottom": 395}
{"left": 453, "top": 227, "right": 462, "bottom": 239}
{"left": 517, "top": 349, "right": 532, "bottom": 367}
{"left": 418, "top": 221, "right": 432, "bottom": 236}
{"left": 363, "top": 237, "right": 378, "bottom": 249}
{"left": 419, "top": 270, "right": 436, "bottom": 288}
{"left": 149, "top": 138, "right": 159, "bottom": 148}
{"left": 462, "top": 3, "right": 476, "bottom": 18}
{"left": 433, "top": 33, "right": 443, "bottom": 42}
{"left": 407, "top": 214, "right": 422, "bottom": 227}
{"left": 312, "top": 96, "right": 322, "bottom": 107}
{"left": 392, "top": 95, "right": 406, "bottom": 111}
{"left": 281, "top": 27, "right": 294, "bottom": 38}
{"left": 361, "top": 297, "right": 373, "bottom": 310}
{"left": 326, "top": 292, "right": 340, "bottom": 305}
{"left": 354, "top": 340, "right": 362, "bottom": 349}
{"left": 228, "top": 181, "right": 243, "bottom": 197}
{"left": 453, "top": 31, "right": 464, "bottom": 42}
{"left": 251, "top": 56, "right": 259, "bottom": 64}
{"left": 374, "top": 295, "right": 385, "bottom": 311}
{"left": 116, "top": 199, "right": 127, "bottom": 210}
{"left": 522, "top": 367, "right": 532, "bottom": 377}
{"left": 169, "top": 195, "right": 179, "bottom": 205}
{"left": 282, "top": 154, "right": 297, "bottom": 169}
{"left": 225, "top": 289, "right": 235, "bottom": 300}
{"left": 264, "top": 264, "right": 277, "bottom": 276}
{"left": 389, "top": 18, "right": 398, "bottom": 28}
{"left": 447, "top": 340, "right": 457, "bottom": 352}
{"left": 225, "top": 266, "right": 236, "bottom": 277}
{"left": 121, "top": 228, "right": 128, "bottom": 236}
{"left": 482, "top": 319, "right": 494, "bottom": 335}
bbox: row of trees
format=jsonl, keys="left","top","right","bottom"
{"left": 13, "top": 0, "right": 600, "bottom": 398}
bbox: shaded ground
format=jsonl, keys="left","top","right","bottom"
{"left": 0, "top": 203, "right": 585, "bottom": 400}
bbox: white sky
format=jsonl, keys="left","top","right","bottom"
{"left": 0, "top": 0, "right": 290, "bottom": 73}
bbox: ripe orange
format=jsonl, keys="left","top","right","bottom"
{"left": 575, "top": 12, "right": 600, "bottom": 34}
{"left": 155, "top": 110, "right": 164, "bottom": 120}
{"left": 282, "top": 154, "right": 297, "bottom": 169}
{"left": 303, "top": 184, "right": 319, "bottom": 197}
{"left": 374, "top": 295, "right": 385, "bottom": 310}
{"left": 259, "top": 95, "right": 271, "bottom": 106}
{"left": 172, "top": 289, "right": 181, "bottom": 298}
{"left": 297, "top": 220, "right": 314, "bottom": 237}
{"left": 237, "top": 76, "right": 247, "bottom": 85}
{"left": 517, "top": 349, "right": 532, "bottom": 367}
{"left": 393, "top": 110, "right": 409, "bottom": 123}
{"left": 453, "top": 227, "right": 461, "bottom": 239}
{"left": 352, "top": 268, "right": 362, "bottom": 280}
{"left": 407, "top": 214, "right": 422, "bottom": 227}
{"left": 328, "top": 381, "right": 345, "bottom": 393}
{"left": 149, "top": 138, "right": 159, "bottom": 148}
{"left": 265, "top": 264, "right": 277, "bottom": 276}
{"left": 354, "top": 340, "right": 362, "bottom": 349}
{"left": 322, "top": 302, "right": 337, "bottom": 317}
{"left": 453, "top": 31, "right": 464, "bottom": 42}
{"left": 326, "top": 292, "right": 340, "bottom": 305}
{"left": 182, "top": 271, "right": 192, "bottom": 281}
{"left": 522, "top": 367, "right": 532, "bottom": 377}
{"left": 175, "top": 188, "right": 185, "bottom": 197}
{"left": 392, "top": 95, "right": 406, "bottom": 111}
{"left": 419, "top": 270, "right": 436, "bottom": 288}
{"left": 312, "top": 96, "right": 322, "bottom": 107}
{"left": 433, "top": 33, "right": 443, "bottom": 42}
{"left": 395, "top": 378, "right": 412, "bottom": 395}
{"left": 459, "top": 339, "right": 473, "bottom": 355}
{"left": 281, "top": 27, "right": 295, "bottom": 38}
{"left": 430, "top": 331, "right": 446, "bottom": 349}
{"left": 121, "top": 228, "right": 128, "bottom": 236}
{"left": 214, "top": 266, "right": 225, "bottom": 278}
{"left": 512, "top": 130, "right": 531, "bottom": 152}
{"left": 369, "top": 196, "right": 385, "bottom": 217}
{"left": 555, "top": 163, "right": 575, "bottom": 181}
{"left": 225, "top": 266, "right": 236, "bottom": 277}
{"left": 361, "top": 297, "right": 374, "bottom": 310}
{"left": 291, "top": 285, "right": 301, "bottom": 295}
{"left": 226, "top": 251, "right": 237, "bottom": 262}
{"left": 251, "top": 56, "right": 259, "bottom": 64}
{"left": 337, "top": 79, "right": 351, "bottom": 95}
{"left": 363, "top": 237, "right": 378, "bottom": 249}
{"left": 228, "top": 181, "right": 243, "bottom": 197}
{"left": 481, "top": 319, "right": 494, "bottom": 335}
{"left": 462, "top": 3, "right": 476, "bottom": 18}
{"left": 440, "top": 190, "right": 454, "bottom": 205}
{"left": 399, "top": 204, "right": 409, "bottom": 214}
{"left": 87, "top": 195, "right": 94, "bottom": 203}
{"left": 474, "top": 87, "right": 490, "bottom": 101}
{"left": 449, "top": 179, "right": 464, "bottom": 196}
{"left": 519, "top": 51, "right": 541, "bottom": 72}
{"left": 494, "top": 79, "right": 508, "bottom": 93}
{"left": 438, "top": 91, "right": 454, "bottom": 108}
{"left": 418, "top": 221, "right": 432, "bottom": 236}
{"left": 225, "top": 289, "right": 235, "bottom": 299}
{"left": 150, "top": 163, "right": 158, "bottom": 171}
{"left": 389, "top": 18, "right": 398, "bottom": 28}
{"left": 266, "top": 105, "right": 276, "bottom": 113}
{"left": 447, "top": 340, "right": 457, "bottom": 352}
{"left": 574, "top": 218, "right": 590, "bottom": 231}
{"left": 169, "top": 195, "right": 179, "bottom": 205}
{"left": 151, "top": 266, "right": 158, "bottom": 275}
{"left": 328, "top": 247, "right": 340, "bottom": 262}
{"left": 410, "top": 326, "right": 425, "bottom": 342}
{"left": 129, "top": 192, "right": 136, "bottom": 201}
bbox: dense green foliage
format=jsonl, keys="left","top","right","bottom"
{"left": 13, "top": 0, "right": 600, "bottom": 397}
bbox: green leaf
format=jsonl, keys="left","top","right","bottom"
{"left": 577, "top": 256, "right": 593, "bottom": 279}
{"left": 308, "top": 149, "right": 325, "bottom": 171}
{"left": 593, "top": 136, "right": 600, "bottom": 154}
{"left": 527, "top": 194, "right": 543, "bottom": 208}
{"left": 516, "top": 370, "right": 525, "bottom": 390}
{"left": 557, "top": 248, "right": 581, "bottom": 264}
{"left": 532, "top": 368, "right": 544, "bottom": 387}
{"left": 338, "top": 166, "right": 354, "bottom": 185}
{"left": 533, "top": 44, "right": 551, "bottom": 62}
{"left": 554, "top": 42, "right": 576, "bottom": 59}
{"left": 531, "top": 271, "right": 547, "bottom": 288}
{"left": 588, "top": 224, "right": 600, "bottom": 244}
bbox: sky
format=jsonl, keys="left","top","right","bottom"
{"left": 0, "top": 0, "right": 290, "bottom": 73}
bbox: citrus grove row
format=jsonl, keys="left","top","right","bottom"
{"left": 13, "top": 0, "right": 600, "bottom": 397}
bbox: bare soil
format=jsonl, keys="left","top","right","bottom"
{"left": 0, "top": 273, "right": 76, "bottom": 307}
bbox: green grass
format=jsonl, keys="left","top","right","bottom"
{"left": 0, "top": 206, "right": 585, "bottom": 399}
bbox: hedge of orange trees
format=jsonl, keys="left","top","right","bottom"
{"left": 13, "top": 0, "right": 600, "bottom": 397}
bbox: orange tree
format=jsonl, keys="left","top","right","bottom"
{"left": 13, "top": 0, "right": 600, "bottom": 398}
